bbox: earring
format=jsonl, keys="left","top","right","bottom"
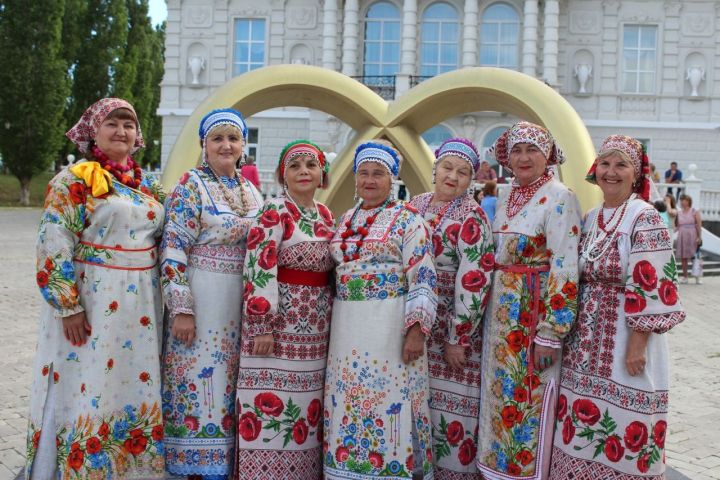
{"left": 353, "top": 186, "right": 359, "bottom": 203}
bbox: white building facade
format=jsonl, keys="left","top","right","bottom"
{"left": 159, "top": 0, "right": 720, "bottom": 189}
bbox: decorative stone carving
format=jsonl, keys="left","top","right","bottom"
{"left": 326, "top": 116, "right": 340, "bottom": 151}
{"left": 682, "top": 13, "right": 713, "bottom": 37}
{"left": 620, "top": 96, "right": 656, "bottom": 115}
{"left": 462, "top": 115, "right": 476, "bottom": 139}
{"left": 574, "top": 64, "right": 592, "bottom": 94}
{"left": 287, "top": 6, "right": 317, "bottom": 29}
{"left": 686, "top": 66, "right": 705, "bottom": 97}
{"left": 569, "top": 12, "right": 600, "bottom": 34}
{"left": 183, "top": 6, "right": 212, "bottom": 28}
{"left": 663, "top": 0, "right": 682, "bottom": 16}
{"left": 601, "top": 0, "right": 619, "bottom": 15}
{"left": 188, "top": 56, "right": 205, "bottom": 85}
{"left": 230, "top": 8, "right": 271, "bottom": 17}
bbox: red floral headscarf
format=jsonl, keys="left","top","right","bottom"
{"left": 586, "top": 135, "right": 651, "bottom": 201}
{"left": 66, "top": 98, "right": 144, "bottom": 154}
{"left": 490, "top": 121, "right": 565, "bottom": 174}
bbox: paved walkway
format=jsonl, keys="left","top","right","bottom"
{"left": 0, "top": 208, "right": 717, "bottom": 479}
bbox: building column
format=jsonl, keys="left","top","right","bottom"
{"left": 322, "top": 0, "right": 339, "bottom": 70}
{"left": 521, "top": 0, "right": 538, "bottom": 76}
{"left": 400, "top": 0, "right": 418, "bottom": 75}
{"left": 542, "top": 0, "right": 559, "bottom": 85}
{"left": 461, "top": 0, "right": 478, "bottom": 67}
{"left": 341, "top": 0, "right": 359, "bottom": 76}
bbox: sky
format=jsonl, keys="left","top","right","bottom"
{"left": 148, "top": 0, "right": 168, "bottom": 26}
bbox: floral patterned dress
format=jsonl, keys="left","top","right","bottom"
{"left": 476, "top": 177, "right": 581, "bottom": 480}
{"left": 235, "top": 197, "right": 335, "bottom": 479}
{"left": 160, "top": 166, "right": 262, "bottom": 478}
{"left": 409, "top": 192, "right": 494, "bottom": 479}
{"left": 323, "top": 201, "right": 438, "bottom": 480}
{"left": 549, "top": 199, "right": 685, "bottom": 480}
{"left": 26, "top": 167, "right": 166, "bottom": 479}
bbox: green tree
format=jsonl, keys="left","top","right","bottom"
{"left": 0, "top": 0, "right": 70, "bottom": 204}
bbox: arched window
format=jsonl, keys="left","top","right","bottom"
{"left": 422, "top": 124, "right": 454, "bottom": 149}
{"left": 363, "top": 2, "right": 401, "bottom": 78}
{"left": 420, "top": 3, "right": 460, "bottom": 77}
{"left": 482, "top": 126, "right": 508, "bottom": 175}
{"left": 479, "top": 3, "right": 519, "bottom": 69}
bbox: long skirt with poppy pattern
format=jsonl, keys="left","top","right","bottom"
{"left": 160, "top": 167, "right": 262, "bottom": 478}
{"left": 549, "top": 200, "right": 685, "bottom": 480}
{"left": 409, "top": 192, "right": 494, "bottom": 479}
{"left": 476, "top": 178, "right": 581, "bottom": 480}
{"left": 26, "top": 168, "right": 166, "bottom": 479}
{"left": 235, "top": 197, "right": 336, "bottom": 479}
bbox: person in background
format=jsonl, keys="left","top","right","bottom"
{"left": 675, "top": 194, "right": 702, "bottom": 284}
{"left": 480, "top": 180, "right": 498, "bottom": 224}
{"left": 240, "top": 155, "right": 262, "bottom": 191}
{"left": 664, "top": 161, "right": 682, "bottom": 199}
{"left": 650, "top": 162, "right": 661, "bottom": 183}
{"left": 664, "top": 193, "right": 678, "bottom": 238}
{"left": 654, "top": 199, "right": 670, "bottom": 228}
{"left": 475, "top": 160, "right": 498, "bottom": 183}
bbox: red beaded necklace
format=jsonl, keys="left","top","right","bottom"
{"left": 597, "top": 198, "right": 630, "bottom": 234}
{"left": 505, "top": 173, "right": 552, "bottom": 218}
{"left": 423, "top": 194, "right": 463, "bottom": 236}
{"left": 91, "top": 145, "right": 142, "bottom": 189}
{"left": 340, "top": 198, "right": 392, "bottom": 262}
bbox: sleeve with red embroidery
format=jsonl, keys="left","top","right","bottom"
{"left": 449, "top": 208, "right": 495, "bottom": 346}
{"left": 624, "top": 207, "right": 686, "bottom": 333}
{"left": 36, "top": 170, "right": 88, "bottom": 317}
{"left": 160, "top": 171, "right": 202, "bottom": 319}
{"left": 536, "top": 187, "right": 582, "bottom": 348}
{"left": 242, "top": 200, "right": 285, "bottom": 337}
{"left": 401, "top": 208, "right": 438, "bottom": 336}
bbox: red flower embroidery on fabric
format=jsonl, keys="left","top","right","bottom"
{"left": 513, "top": 387, "right": 528, "bottom": 403}
{"left": 653, "top": 420, "right": 667, "bottom": 448}
{"left": 139, "top": 371, "right": 150, "bottom": 383}
{"left": 637, "top": 453, "right": 650, "bottom": 473}
{"left": 318, "top": 204, "right": 333, "bottom": 225}
{"left": 98, "top": 422, "right": 110, "bottom": 440}
{"left": 314, "top": 221, "right": 332, "bottom": 239}
{"left": 519, "top": 311, "right": 532, "bottom": 328}
{"left": 461, "top": 270, "right": 486, "bottom": 292}
{"left": 455, "top": 321, "right": 472, "bottom": 337}
{"left": 633, "top": 260, "right": 658, "bottom": 291}
{"left": 515, "top": 449, "right": 534, "bottom": 466}
{"left": 480, "top": 253, "right": 495, "bottom": 271}
{"left": 572, "top": 399, "right": 601, "bottom": 426}
{"left": 523, "top": 374, "right": 540, "bottom": 390}
{"left": 106, "top": 359, "right": 114, "bottom": 371}
{"left": 151, "top": 424, "right": 164, "bottom": 441}
{"left": 445, "top": 223, "right": 461, "bottom": 245}
{"left": 258, "top": 240, "right": 278, "bottom": 270}
{"left": 335, "top": 446, "right": 350, "bottom": 463}
{"left": 292, "top": 419, "right": 309, "bottom": 444}
{"left": 505, "top": 330, "right": 525, "bottom": 354}
{"left": 32, "top": 431, "right": 41, "bottom": 450}
{"left": 604, "top": 434, "right": 624, "bottom": 462}
{"left": 368, "top": 451, "right": 384, "bottom": 469}
{"left": 623, "top": 421, "right": 648, "bottom": 453}
{"left": 501, "top": 405, "right": 524, "bottom": 428}
{"left": 108, "top": 301, "right": 118, "bottom": 312}
{"left": 67, "top": 443, "right": 84, "bottom": 470}
{"left": 557, "top": 394, "right": 567, "bottom": 420}
{"left": 246, "top": 296, "right": 271, "bottom": 315}
{"left": 458, "top": 438, "right": 477, "bottom": 466}
{"left": 242, "top": 281, "right": 254, "bottom": 302}
{"left": 163, "top": 265, "right": 175, "bottom": 280}
{"left": 44, "top": 257, "right": 54, "bottom": 271}
{"left": 184, "top": 415, "right": 199, "bottom": 431}
{"left": 446, "top": 420, "right": 464, "bottom": 446}
{"left": 146, "top": 210, "right": 156, "bottom": 221}
{"left": 460, "top": 217, "right": 481, "bottom": 244}
{"left": 562, "top": 415, "right": 575, "bottom": 445}
{"left": 507, "top": 463, "right": 522, "bottom": 475}
{"left": 571, "top": 225, "right": 579, "bottom": 235}
{"left": 222, "top": 414, "right": 234, "bottom": 432}
{"left": 280, "top": 213, "right": 295, "bottom": 241}
{"left": 124, "top": 429, "right": 148, "bottom": 456}
{"left": 41, "top": 365, "right": 49, "bottom": 376}
{"left": 550, "top": 294, "right": 566, "bottom": 310}
{"left": 85, "top": 436, "right": 101, "bottom": 454}
{"left": 53, "top": 372, "right": 59, "bottom": 383}
{"left": 522, "top": 244, "right": 535, "bottom": 257}
{"left": 432, "top": 235, "right": 443, "bottom": 257}
{"left": 68, "top": 183, "right": 86, "bottom": 205}
{"left": 238, "top": 412, "right": 262, "bottom": 441}
{"left": 246, "top": 227, "right": 265, "bottom": 250}
{"left": 561, "top": 281, "right": 577, "bottom": 299}
{"left": 658, "top": 280, "right": 678, "bottom": 306}
{"left": 178, "top": 172, "right": 190, "bottom": 185}
{"left": 36, "top": 271, "right": 49, "bottom": 288}
{"left": 538, "top": 196, "right": 547, "bottom": 205}
{"left": 624, "top": 290, "right": 647, "bottom": 314}
{"left": 284, "top": 201, "right": 301, "bottom": 221}
{"left": 139, "top": 316, "right": 150, "bottom": 327}
{"left": 307, "top": 398, "right": 322, "bottom": 427}
{"left": 260, "top": 208, "right": 281, "bottom": 227}
{"left": 177, "top": 263, "right": 186, "bottom": 273}
{"left": 534, "top": 233, "right": 546, "bottom": 247}
{"left": 254, "top": 392, "right": 285, "bottom": 417}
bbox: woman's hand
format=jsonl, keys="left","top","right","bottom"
{"left": 62, "top": 312, "right": 91, "bottom": 346}
{"left": 402, "top": 323, "right": 426, "bottom": 364}
{"left": 172, "top": 313, "right": 196, "bottom": 347}
{"left": 252, "top": 334, "right": 274, "bottom": 356}
{"left": 443, "top": 342, "right": 467, "bottom": 370}
{"left": 533, "top": 344, "right": 559, "bottom": 372}
{"left": 625, "top": 331, "right": 650, "bottom": 376}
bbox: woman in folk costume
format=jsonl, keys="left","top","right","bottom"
{"left": 26, "top": 98, "right": 166, "bottom": 479}
{"left": 235, "top": 140, "right": 335, "bottom": 479}
{"left": 550, "top": 136, "right": 685, "bottom": 479}
{"left": 160, "top": 109, "right": 262, "bottom": 479}
{"left": 408, "top": 138, "right": 494, "bottom": 479}
{"left": 476, "top": 121, "right": 582, "bottom": 479}
{"left": 323, "top": 140, "right": 438, "bottom": 479}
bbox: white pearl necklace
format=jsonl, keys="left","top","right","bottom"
{"left": 581, "top": 194, "right": 636, "bottom": 262}
{"left": 285, "top": 192, "right": 319, "bottom": 223}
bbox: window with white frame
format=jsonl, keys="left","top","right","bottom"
{"left": 233, "top": 19, "right": 266, "bottom": 76}
{"left": 420, "top": 3, "right": 460, "bottom": 77}
{"left": 245, "top": 128, "right": 259, "bottom": 165}
{"left": 421, "top": 124, "right": 454, "bottom": 149}
{"left": 622, "top": 25, "right": 657, "bottom": 94}
{"left": 363, "top": 2, "right": 401, "bottom": 79}
{"left": 479, "top": 3, "right": 519, "bottom": 69}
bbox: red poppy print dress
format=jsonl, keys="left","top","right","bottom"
{"left": 550, "top": 199, "right": 685, "bottom": 479}
{"left": 160, "top": 167, "right": 262, "bottom": 478}
{"left": 235, "top": 197, "right": 335, "bottom": 479}
{"left": 324, "top": 202, "right": 438, "bottom": 480}
{"left": 27, "top": 167, "right": 166, "bottom": 479}
{"left": 409, "top": 192, "right": 494, "bottom": 479}
{"left": 476, "top": 177, "right": 581, "bottom": 480}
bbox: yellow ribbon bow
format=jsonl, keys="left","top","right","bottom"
{"left": 69, "top": 161, "right": 114, "bottom": 197}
